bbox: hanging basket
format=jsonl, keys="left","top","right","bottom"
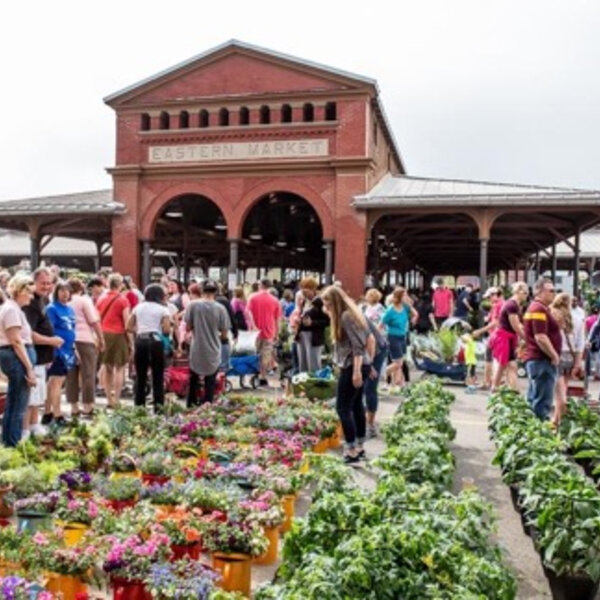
{"left": 0, "top": 486, "right": 13, "bottom": 518}
{"left": 55, "top": 521, "right": 89, "bottom": 546}
{"left": 16, "top": 511, "right": 52, "bottom": 534}
{"left": 170, "top": 541, "right": 203, "bottom": 561}
{"left": 542, "top": 566, "right": 599, "bottom": 600}
{"left": 106, "top": 497, "right": 138, "bottom": 513}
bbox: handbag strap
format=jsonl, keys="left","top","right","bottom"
{"left": 99, "top": 293, "right": 120, "bottom": 324}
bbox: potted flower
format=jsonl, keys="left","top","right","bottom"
{"left": 143, "top": 559, "right": 220, "bottom": 600}
{"left": 238, "top": 490, "right": 285, "bottom": 565}
{"left": 109, "top": 453, "right": 141, "bottom": 479}
{"left": 202, "top": 516, "right": 268, "bottom": 596}
{"left": 183, "top": 482, "right": 233, "bottom": 514}
{"left": 141, "top": 482, "right": 184, "bottom": 512}
{"left": 26, "top": 531, "right": 97, "bottom": 600}
{"left": 58, "top": 470, "right": 93, "bottom": 497}
{"left": 14, "top": 492, "right": 60, "bottom": 533}
{"left": 95, "top": 477, "right": 141, "bottom": 513}
{"left": 0, "top": 576, "right": 54, "bottom": 600}
{"left": 102, "top": 532, "right": 172, "bottom": 600}
{"left": 0, "top": 525, "right": 28, "bottom": 575}
{"left": 54, "top": 496, "right": 99, "bottom": 546}
{"left": 154, "top": 508, "right": 205, "bottom": 561}
{"left": 140, "top": 453, "right": 173, "bottom": 486}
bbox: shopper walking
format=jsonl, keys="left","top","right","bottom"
{"left": 0, "top": 274, "right": 37, "bottom": 446}
{"left": 490, "top": 282, "right": 528, "bottom": 392}
{"left": 65, "top": 278, "right": 104, "bottom": 418}
{"left": 321, "top": 285, "right": 373, "bottom": 464}
{"left": 432, "top": 279, "right": 454, "bottom": 329}
{"left": 247, "top": 279, "right": 282, "bottom": 386}
{"left": 96, "top": 273, "right": 131, "bottom": 408}
{"left": 22, "top": 267, "right": 63, "bottom": 431}
{"left": 523, "top": 277, "right": 560, "bottom": 420}
{"left": 550, "top": 292, "right": 584, "bottom": 426}
{"left": 184, "top": 279, "right": 230, "bottom": 406}
{"left": 45, "top": 282, "right": 77, "bottom": 425}
{"left": 127, "top": 284, "right": 172, "bottom": 413}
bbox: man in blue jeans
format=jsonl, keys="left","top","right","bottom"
{"left": 523, "top": 277, "right": 560, "bottom": 420}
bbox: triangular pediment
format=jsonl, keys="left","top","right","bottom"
{"left": 105, "top": 40, "right": 375, "bottom": 107}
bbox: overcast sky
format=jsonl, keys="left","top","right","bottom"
{"left": 2, "top": 0, "right": 599, "bottom": 200}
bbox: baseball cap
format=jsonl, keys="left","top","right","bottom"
{"left": 202, "top": 279, "right": 219, "bottom": 293}
{"left": 483, "top": 287, "right": 499, "bottom": 298}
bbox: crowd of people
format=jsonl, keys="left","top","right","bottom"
{"left": 0, "top": 264, "right": 598, "bottom": 461}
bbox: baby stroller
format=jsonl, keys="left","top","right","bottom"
{"left": 410, "top": 347, "right": 468, "bottom": 383}
{"left": 164, "top": 360, "right": 229, "bottom": 400}
{"left": 227, "top": 355, "right": 261, "bottom": 389}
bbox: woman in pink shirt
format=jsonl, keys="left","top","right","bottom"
{"left": 0, "top": 274, "right": 37, "bottom": 446}
{"left": 65, "top": 278, "right": 105, "bottom": 418}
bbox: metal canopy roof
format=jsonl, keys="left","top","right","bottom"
{"left": 0, "top": 189, "right": 124, "bottom": 216}
{"left": 354, "top": 174, "right": 600, "bottom": 207}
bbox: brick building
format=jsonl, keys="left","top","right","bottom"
{"left": 104, "top": 39, "right": 404, "bottom": 298}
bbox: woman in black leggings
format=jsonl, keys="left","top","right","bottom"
{"left": 321, "top": 286, "right": 374, "bottom": 464}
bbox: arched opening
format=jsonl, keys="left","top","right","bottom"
{"left": 140, "top": 113, "right": 151, "bottom": 131}
{"left": 179, "top": 110, "right": 189, "bottom": 129}
{"left": 219, "top": 108, "right": 229, "bottom": 126}
{"left": 367, "top": 212, "right": 479, "bottom": 289}
{"left": 302, "top": 103, "right": 314, "bottom": 122}
{"left": 199, "top": 109, "right": 209, "bottom": 128}
{"left": 159, "top": 111, "right": 170, "bottom": 130}
{"left": 325, "top": 102, "right": 337, "bottom": 121}
{"left": 259, "top": 105, "right": 270, "bottom": 124}
{"left": 281, "top": 104, "right": 292, "bottom": 123}
{"left": 239, "top": 106, "right": 250, "bottom": 126}
{"left": 239, "top": 192, "right": 325, "bottom": 281}
{"left": 150, "top": 194, "right": 229, "bottom": 283}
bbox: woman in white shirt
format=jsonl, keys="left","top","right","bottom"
{"left": 0, "top": 274, "right": 37, "bottom": 446}
{"left": 126, "top": 284, "right": 171, "bottom": 414}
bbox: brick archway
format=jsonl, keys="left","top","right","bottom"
{"left": 230, "top": 179, "right": 334, "bottom": 240}
{"left": 140, "top": 182, "right": 235, "bottom": 240}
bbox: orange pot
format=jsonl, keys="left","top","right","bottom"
{"left": 45, "top": 573, "right": 87, "bottom": 600}
{"left": 312, "top": 438, "right": 329, "bottom": 454}
{"left": 254, "top": 526, "right": 279, "bottom": 565}
{"left": 212, "top": 552, "right": 252, "bottom": 597}
{"left": 0, "top": 560, "right": 20, "bottom": 576}
{"left": 280, "top": 494, "right": 296, "bottom": 533}
{"left": 328, "top": 424, "right": 342, "bottom": 449}
{"left": 55, "top": 521, "right": 89, "bottom": 546}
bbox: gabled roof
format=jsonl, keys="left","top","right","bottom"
{"left": 104, "top": 39, "right": 378, "bottom": 105}
{"left": 0, "top": 189, "right": 125, "bottom": 216}
{"left": 0, "top": 229, "right": 105, "bottom": 257}
{"left": 354, "top": 174, "right": 600, "bottom": 207}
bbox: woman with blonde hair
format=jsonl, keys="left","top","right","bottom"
{"left": 382, "top": 287, "right": 417, "bottom": 390}
{"left": 550, "top": 292, "right": 584, "bottom": 426}
{"left": 0, "top": 274, "right": 37, "bottom": 446}
{"left": 321, "top": 285, "right": 374, "bottom": 464}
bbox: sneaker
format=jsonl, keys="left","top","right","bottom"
{"left": 21, "top": 429, "right": 30, "bottom": 441}
{"left": 465, "top": 386, "right": 477, "bottom": 395}
{"left": 343, "top": 454, "right": 361, "bottom": 465}
{"left": 53, "top": 416, "right": 67, "bottom": 427}
{"left": 30, "top": 424, "right": 47, "bottom": 436}
{"left": 259, "top": 378, "right": 269, "bottom": 387}
{"left": 368, "top": 425, "right": 378, "bottom": 438}
{"left": 40, "top": 413, "right": 53, "bottom": 425}
{"left": 357, "top": 448, "right": 366, "bottom": 460}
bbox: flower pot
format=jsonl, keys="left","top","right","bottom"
{"left": 212, "top": 551, "right": 252, "bottom": 597}
{"left": 0, "top": 559, "right": 20, "bottom": 576}
{"left": 280, "top": 494, "right": 296, "bottom": 533}
{"left": 111, "top": 576, "right": 152, "bottom": 600}
{"left": 142, "top": 473, "right": 170, "bottom": 486}
{"left": 45, "top": 572, "right": 87, "bottom": 600}
{"left": 508, "top": 484, "right": 520, "bottom": 512}
{"left": 328, "top": 424, "right": 342, "bottom": 449}
{"left": 110, "top": 469, "right": 142, "bottom": 480}
{"left": 312, "top": 438, "right": 329, "bottom": 454}
{"left": 0, "top": 486, "right": 13, "bottom": 518}
{"left": 72, "top": 491, "right": 93, "bottom": 500}
{"left": 56, "top": 521, "right": 89, "bottom": 546}
{"left": 171, "top": 541, "right": 202, "bottom": 561}
{"left": 106, "top": 498, "right": 137, "bottom": 513}
{"left": 16, "top": 511, "right": 52, "bottom": 534}
{"left": 153, "top": 503, "right": 178, "bottom": 514}
{"left": 254, "top": 526, "right": 279, "bottom": 565}
{"left": 542, "top": 566, "right": 599, "bottom": 600}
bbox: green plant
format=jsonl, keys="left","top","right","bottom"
{"left": 433, "top": 327, "right": 459, "bottom": 362}
{"left": 95, "top": 476, "right": 141, "bottom": 501}
{"left": 140, "top": 452, "right": 174, "bottom": 476}
{"left": 201, "top": 517, "right": 268, "bottom": 557}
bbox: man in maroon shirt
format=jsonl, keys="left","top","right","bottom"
{"left": 523, "top": 277, "right": 560, "bottom": 420}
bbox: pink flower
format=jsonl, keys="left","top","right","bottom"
{"left": 33, "top": 532, "right": 49, "bottom": 546}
